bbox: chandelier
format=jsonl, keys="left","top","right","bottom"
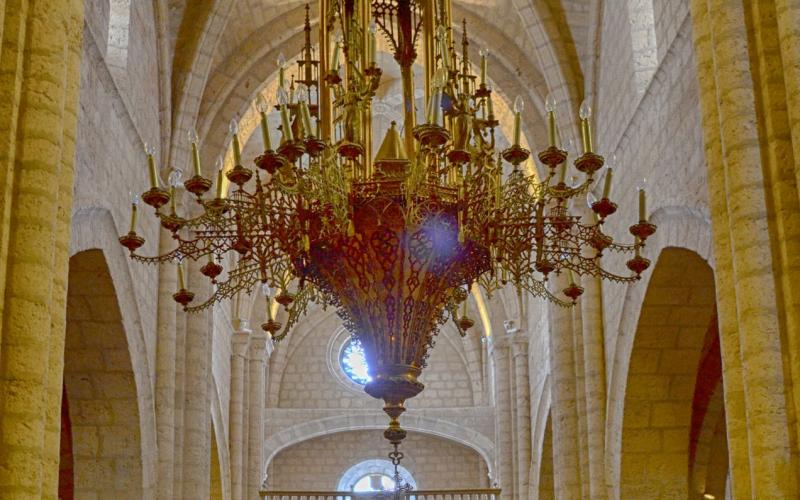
{"left": 119, "top": 0, "right": 655, "bottom": 458}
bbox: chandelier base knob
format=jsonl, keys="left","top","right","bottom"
{"left": 591, "top": 197, "right": 617, "bottom": 219}
{"left": 475, "top": 84, "right": 491, "bottom": 98}
{"left": 563, "top": 282, "right": 584, "bottom": 302}
{"left": 226, "top": 165, "right": 253, "bottom": 186}
{"left": 172, "top": 288, "right": 195, "bottom": 307}
{"left": 575, "top": 152, "right": 604, "bottom": 176}
{"left": 626, "top": 255, "right": 651, "bottom": 276}
{"left": 447, "top": 149, "right": 471, "bottom": 164}
{"left": 304, "top": 137, "right": 326, "bottom": 157}
{"left": 160, "top": 214, "right": 184, "bottom": 233}
{"left": 413, "top": 124, "right": 450, "bottom": 148}
{"left": 142, "top": 187, "right": 170, "bottom": 210}
{"left": 184, "top": 175, "right": 212, "bottom": 197}
{"left": 278, "top": 142, "right": 306, "bottom": 163}
{"left": 118, "top": 232, "right": 145, "bottom": 252}
{"left": 255, "top": 151, "right": 288, "bottom": 173}
{"left": 456, "top": 316, "right": 475, "bottom": 332}
{"left": 630, "top": 221, "right": 657, "bottom": 241}
{"left": 538, "top": 146, "right": 567, "bottom": 168}
{"left": 200, "top": 260, "right": 223, "bottom": 281}
{"left": 501, "top": 144, "right": 530, "bottom": 165}
{"left": 337, "top": 141, "right": 364, "bottom": 159}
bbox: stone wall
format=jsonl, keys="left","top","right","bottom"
{"left": 267, "top": 430, "right": 490, "bottom": 490}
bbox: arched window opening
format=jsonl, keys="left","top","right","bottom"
{"left": 106, "top": 0, "right": 131, "bottom": 75}
{"left": 627, "top": 0, "right": 657, "bottom": 94}
{"left": 337, "top": 459, "right": 417, "bottom": 491}
{"left": 353, "top": 474, "right": 396, "bottom": 492}
{"left": 340, "top": 338, "right": 371, "bottom": 385}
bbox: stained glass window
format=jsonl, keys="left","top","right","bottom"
{"left": 340, "top": 338, "right": 371, "bottom": 385}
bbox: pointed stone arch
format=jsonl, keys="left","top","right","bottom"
{"left": 62, "top": 249, "right": 145, "bottom": 498}
{"left": 618, "top": 247, "right": 718, "bottom": 498}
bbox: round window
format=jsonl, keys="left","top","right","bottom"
{"left": 340, "top": 338, "right": 371, "bottom": 385}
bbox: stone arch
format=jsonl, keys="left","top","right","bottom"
{"left": 606, "top": 206, "right": 715, "bottom": 497}
{"left": 617, "top": 247, "right": 716, "bottom": 498}
{"left": 539, "top": 414, "right": 555, "bottom": 500}
{"left": 211, "top": 422, "right": 224, "bottom": 500}
{"left": 262, "top": 413, "right": 495, "bottom": 479}
{"left": 210, "top": 376, "right": 231, "bottom": 500}
{"left": 69, "top": 207, "right": 157, "bottom": 499}
{"left": 62, "top": 249, "right": 146, "bottom": 498}
{"left": 627, "top": 0, "right": 657, "bottom": 93}
{"left": 58, "top": 384, "right": 75, "bottom": 500}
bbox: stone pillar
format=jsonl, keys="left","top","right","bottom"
{"left": 579, "top": 275, "right": 606, "bottom": 499}
{"left": 548, "top": 281, "right": 582, "bottom": 498}
{"left": 0, "top": 1, "right": 84, "bottom": 498}
{"left": 173, "top": 300, "right": 187, "bottom": 499}
{"left": 511, "top": 334, "right": 531, "bottom": 498}
{"left": 154, "top": 232, "right": 178, "bottom": 499}
{"left": 247, "top": 332, "right": 268, "bottom": 498}
{"left": 181, "top": 260, "right": 212, "bottom": 499}
{"left": 690, "top": 0, "right": 800, "bottom": 497}
{"left": 229, "top": 330, "right": 250, "bottom": 500}
{"left": 491, "top": 331, "right": 514, "bottom": 499}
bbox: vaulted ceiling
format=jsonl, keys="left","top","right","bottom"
{"left": 155, "top": 0, "right": 597, "bottom": 176}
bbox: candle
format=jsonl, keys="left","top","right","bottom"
{"left": 331, "top": 37, "right": 341, "bottom": 73}
{"left": 579, "top": 100, "right": 593, "bottom": 153}
{"left": 512, "top": 96, "right": 524, "bottom": 146}
{"left": 177, "top": 261, "right": 186, "bottom": 290}
{"left": 145, "top": 143, "right": 159, "bottom": 189}
{"left": 256, "top": 95, "right": 272, "bottom": 150}
{"left": 603, "top": 167, "right": 613, "bottom": 199}
{"left": 567, "top": 268, "right": 574, "bottom": 285}
{"left": 188, "top": 129, "right": 201, "bottom": 177}
{"left": 128, "top": 195, "right": 139, "bottom": 233}
{"left": 638, "top": 180, "right": 647, "bottom": 221}
{"left": 369, "top": 21, "right": 377, "bottom": 65}
{"left": 295, "top": 85, "right": 313, "bottom": 138}
{"left": 301, "top": 101, "right": 313, "bottom": 137}
{"left": 486, "top": 87, "right": 494, "bottom": 117}
{"left": 545, "top": 94, "right": 557, "bottom": 148}
{"left": 437, "top": 26, "right": 450, "bottom": 69}
{"left": 479, "top": 47, "right": 488, "bottom": 86}
{"left": 277, "top": 52, "right": 286, "bottom": 88}
{"left": 169, "top": 186, "right": 177, "bottom": 214}
{"left": 229, "top": 119, "right": 242, "bottom": 165}
{"left": 277, "top": 87, "right": 294, "bottom": 142}
{"left": 215, "top": 157, "right": 225, "bottom": 199}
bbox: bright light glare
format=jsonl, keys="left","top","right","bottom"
{"left": 341, "top": 339, "right": 371, "bottom": 385}
{"left": 353, "top": 474, "right": 395, "bottom": 492}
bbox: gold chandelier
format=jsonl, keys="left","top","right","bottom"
{"left": 119, "top": 0, "right": 655, "bottom": 455}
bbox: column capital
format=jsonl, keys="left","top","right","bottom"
{"left": 232, "top": 330, "right": 251, "bottom": 357}
{"left": 248, "top": 331, "right": 269, "bottom": 359}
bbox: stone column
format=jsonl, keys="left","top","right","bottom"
{"left": 0, "top": 1, "right": 84, "bottom": 497}
{"left": 491, "top": 331, "right": 514, "bottom": 499}
{"left": 154, "top": 232, "right": 178, "bottom": 499}
{"left": 548, "top": 280, "right": 582, "bottom": 498}
{"left": 181, "top": 260, "right": 212, "bottom": 499}
{"left": 229, "top": 330, "right": 250, "bottom": 500}
{"left": 173, "top": 300, "right": 187, "bottom": 498}
{"left": 579, "top": 275, "right": 606, "bottom": 499}
{"left": 511, "top": 333, "right": 531, "bottom": 498}
{"left": 690, "top": 0, "right": 800, "bottom": 497}
{"left": 247, "top": 332, "right": 268, "bottom": 498}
